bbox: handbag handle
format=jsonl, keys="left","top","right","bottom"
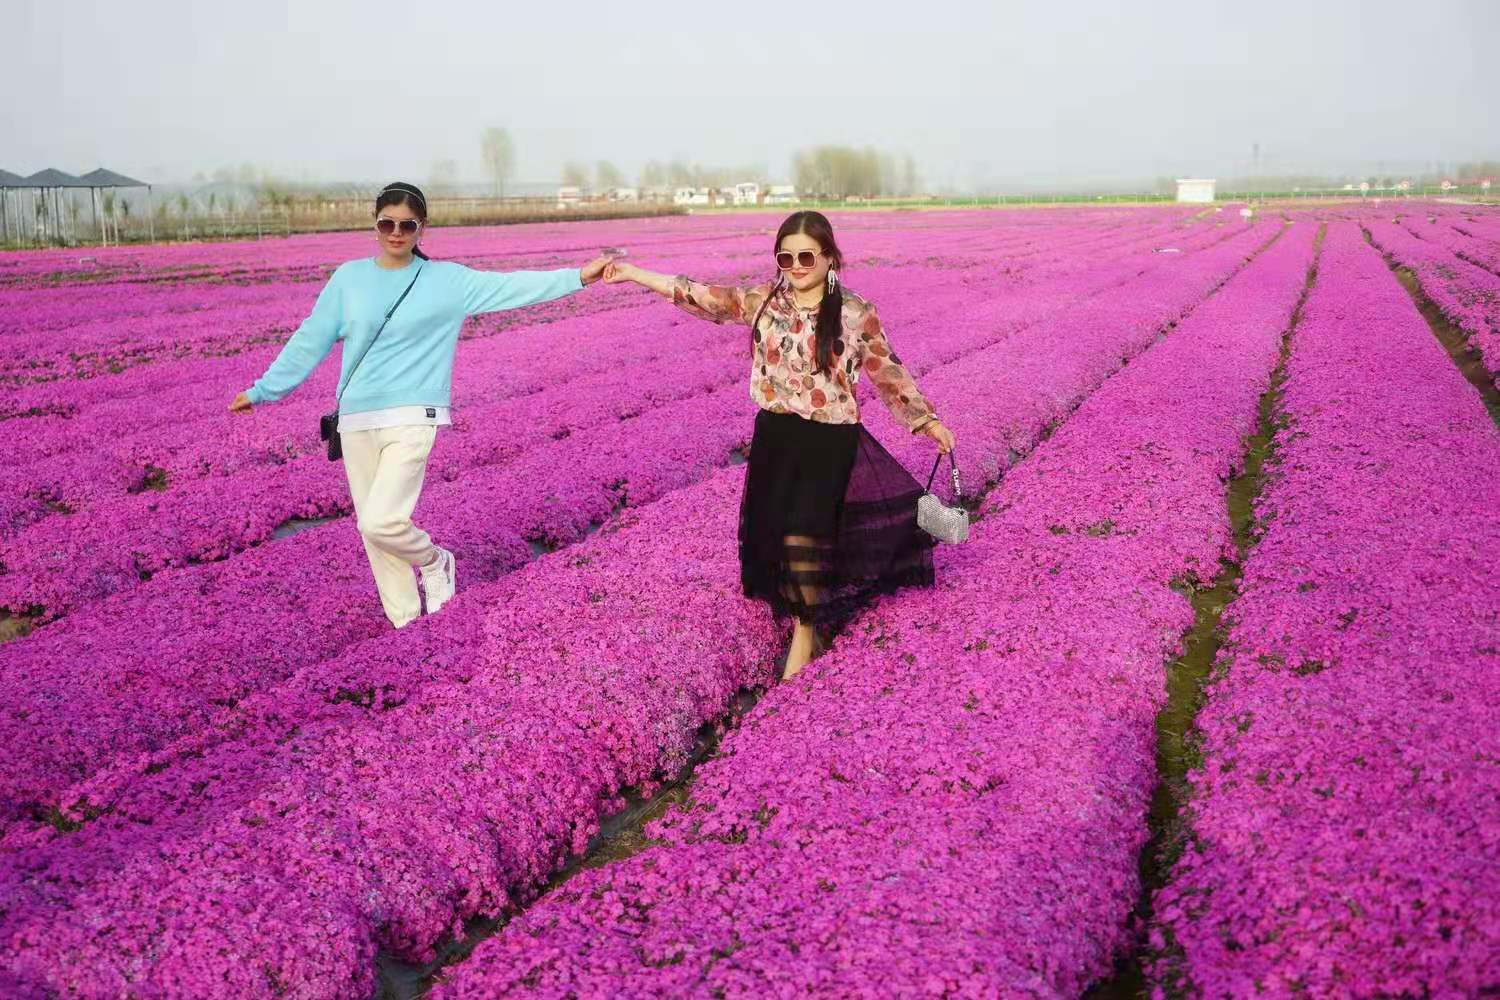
{"left": 925, "top": 450, "right": 962, "bottom": 499}
{"left": 337, "top": 263, "right": 423, "bottom": 403}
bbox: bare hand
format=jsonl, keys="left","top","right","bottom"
{"left": 229, "top": 392, "right": 253, "bottom": 414}
{"left": 922, "top": 419, "right": 955, "bottom": 454}
{"left": 602, "top": 261, "right": 638, "bottom": 285}
{"left": 580, "top": 256, "right": 611, "bottom": 285}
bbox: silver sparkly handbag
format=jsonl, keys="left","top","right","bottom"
{"left": 917, "top": 452, "right": 970, "bottom": 544}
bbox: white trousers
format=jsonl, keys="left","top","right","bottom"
{"left": 341, "top": 424, "right": 439, "bottom": 627}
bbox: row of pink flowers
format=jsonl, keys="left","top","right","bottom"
{"left": 1149, "top": 223, "right": 1500, "bottom": 996}
{"left": 1363, "top": 217, "right": 1500, "bottom": 382}
{"left": 0, "top": 207, "right": 1206, "bottom": 286}
{"left": 0, "top": 210, "right": 1188, "bottom": 376}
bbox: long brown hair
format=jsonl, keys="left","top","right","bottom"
{"left": 754, "top": 211, "right": 844, "bottom": 376}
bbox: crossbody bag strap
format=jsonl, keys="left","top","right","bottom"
{"left": 336, "top": 263, "right": 423, "bottom": 403}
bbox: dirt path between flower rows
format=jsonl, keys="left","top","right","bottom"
{"left": 1361, "top": 228, "right": 1500, "bottom": 429}
{"left": 1085, "top": 223, "right": 1327, "bottom": 997}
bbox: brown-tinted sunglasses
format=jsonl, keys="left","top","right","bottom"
{"left": 775, "top": 249, "right": 823, "bottom": 270}
{"left": 376, "top": 216, "right": 421, "bottom": 236}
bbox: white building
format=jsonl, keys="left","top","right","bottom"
{"left": 607, "top": 187, "right": 639, "bottom": 203}
{"left": 556, "top": 186, "right": 583, "bottom": 209}
{"left": 1174, "top": 178, "right": 1217, "bottom": 203}
{"left": 765, "top": 184, "right": 798, "bottom": 205}
{"left": 733, "top": 182, "right": 760, "bottom": 206}
{"left": 673, "top": 186, "right": 710, "bottom": 206}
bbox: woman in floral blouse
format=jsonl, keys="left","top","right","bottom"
{"left": 605, "top": 211, "right": 955, "bottom": 679}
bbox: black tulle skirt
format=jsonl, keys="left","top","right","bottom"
{"left": 739, "top": 408, "right": 935, "bottom": 631}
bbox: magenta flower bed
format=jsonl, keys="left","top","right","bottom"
{"left": 0, "top": 295, "right": 697, "bottom": 537}
{"left": 0, "top": 218, "right": 1271, "bottom": 827}
{"left": 1364, "top": 218, "right": 1500, "bottom": 381}
{"left": 0, "top": 327, "right": 746, "bottom": 614}
{"left": 34, "top": 204, "right": 1500, "bottom": 997}
{"left": 1410, "top": 214, "right": 1500, "bottom": 275}
{"left": 0, "top": 468, "right": 777, "bottom": 998}
{"left": 0, "top": 210, "right": 1209, "bottom": 565}
{"left": 1150, "top": 225, "right": 1500, "bottom": 995}
{"left": 0, "top": 220, "right": 1278, "bottom": 996}
{"left": 423, "top": 221, "right": 1322, "bottom": 998}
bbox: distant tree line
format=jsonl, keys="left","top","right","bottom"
{"left": 791, "top": 147, "right": 920, "bottom": 199}
{"left": 470, "top": 126, "right": 923, "bottom": 199}
{"left": 203, "top": 128, "right": 928, "bottom": 202}
{"left": 196, "top": 128, "right": 932, "bottom": 204}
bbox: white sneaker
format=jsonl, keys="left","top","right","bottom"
{"left": 420, "top": 547, "right": 456, "bottom": 615}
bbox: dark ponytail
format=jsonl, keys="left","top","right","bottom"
{"left": 375, "top": 181, "right": 432, "bottom": 260}
{"left": 815, "top": 274, "right": 844, "bottom": 378}
{"left": 770, "top": 211, "right": 844, "bottom": 376}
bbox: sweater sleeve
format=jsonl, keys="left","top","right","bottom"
{"left": 457, "top": 265, "right": 584, "bottom": 316}
{"left": 244, "top": 271, "right": 343, "bottom": 404}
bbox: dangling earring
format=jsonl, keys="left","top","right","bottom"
{"left": 826, "top": 268, "right": 839, "bottom": 294}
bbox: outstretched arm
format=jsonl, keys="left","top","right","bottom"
{"left": 604, "top": 261, "right": 760, "bottom": 325}
{"left": 459, "top": 256, "right": 609, "bottom": 315}
{"left": 232, "top": 273, "right": 343, "bottom": 411}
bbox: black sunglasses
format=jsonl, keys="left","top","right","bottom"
{"left": 376, "top": 216, "right": 421, "bottom": 236}
{"left": 775, "top": 249, "right": 822, "bottom": 270}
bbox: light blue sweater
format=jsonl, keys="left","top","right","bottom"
{"left": 244, "top": 257, "right": 584, "bottom": 413}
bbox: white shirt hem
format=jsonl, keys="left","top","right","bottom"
{"left": 338, "top": 405, "right": 452, "bottom": 433}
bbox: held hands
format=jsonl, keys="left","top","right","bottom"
{"left": 921, "top": 419, "right": 956, "bottom": 454}
{"left": 229, "top": 392, "right": 253, "bottom": 414}
{"left": 602, "top": 261, "right": 675, "bottom": 297}
{"left": 602, "top": 260, "right": 639, "bottom": 285}
{"left": 580, "top": 256, "right": 612, "bottom": 285}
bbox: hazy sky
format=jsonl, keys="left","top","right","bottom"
{"left": 11, "top": 0, "right": 1498, "bottom": 190}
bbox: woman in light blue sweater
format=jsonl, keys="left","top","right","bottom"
{"left": 230, "top": 182, "right": 609, "bottom": 627}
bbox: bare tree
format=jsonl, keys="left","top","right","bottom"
{"left": 101, "top": 190, "right": 116, "bottom": 242}
{"left": 561, "top": 161, "right": 590, "bottom": 189}
{"left": 176, "top": 192, "right": 192, "bottom": 238}
{"left": 792, "top": 145, "right": 890, "bottom": 199}
{"left": 429, "top": 158, "right": 460, "bottom": 197}
{"left": 694, "top": 164, "right": 729, "bottom": 189}
{"left": 479, "top": 127, "right": 517, "bottom": 198}
{"left": 640, "top": 160, "right": 667, "bottom": 188}
{"left": 595, "top": 160, "right": 625, "bottom": 190}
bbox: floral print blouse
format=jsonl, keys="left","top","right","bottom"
{"left": 670, "top": 276, "right": 938, "bottom": 433}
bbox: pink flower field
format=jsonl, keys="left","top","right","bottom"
{"left": 1, "top": 204, "right": 1496, "bottom": 998}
